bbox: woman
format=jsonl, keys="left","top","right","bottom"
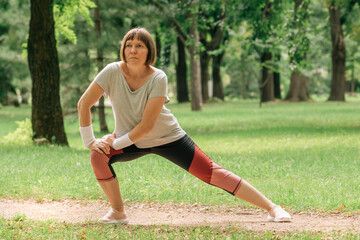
{"left": 78, "top": 27, "right": 291, "bottom": 224}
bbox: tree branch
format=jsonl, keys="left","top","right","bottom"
{"left": 147, "top": 0, "right": 188, "bottom": 43}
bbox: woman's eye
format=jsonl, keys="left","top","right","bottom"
{"left": 137, "top": 45, "right": 143, "bottom": 48}
{"left": 126, "top": 44, "right": 132, "bottom": 48}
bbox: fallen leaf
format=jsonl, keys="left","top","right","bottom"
{"left": 337, "top": 203, "right": 344, "bottom": 211}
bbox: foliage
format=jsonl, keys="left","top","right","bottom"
{"left": 53, "top": 0, "right": 96, "bottom": 44}
{"left": 0, "top": 61, "right": 13, "bottom": 105}
{"left": 240, "top": 0, "right": 286, "bottom": 55}
{"left": 305, "top": 1, "right": 332, "bottom": 95}
{"left": 286, "top": 0, "right": 311, "bottom": 70}
{"left": 1, "top": 0, "right": 360, "bottom": 106}
{"left": 0, "top": 0, "right": 30, "bottom": 105}
{"left": 1, "top": 118, "right": 33, "bottom": 146}
{"left": 223, "top": 22, "right": 260, "bottom": 99}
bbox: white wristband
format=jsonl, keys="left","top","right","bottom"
{"left": 79, "top": 125, "right": 96, "bottom": 147}
{"left": 112, "top": 133, "right": 133, "bottom": 150}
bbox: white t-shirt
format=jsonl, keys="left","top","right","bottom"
{"left": 95, "top": 61, "right": 186, "bottom": 148}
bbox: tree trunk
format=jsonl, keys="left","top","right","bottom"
{"left": 188, "top": 3, "right": 202, "bottom": 111}
{"left": 163, "top": 36, "right": 171, "bottom": 67}
{"left": 155, "top": 31, "right": 161, "bottom": 68}
{"left": 285, "top": 71, "right": 309, "bottom": 101}
{"left": 212, "top": 52, "right": 225, "bottom": 100}
{"left": 351, "top": 59, "right": 355, "bottom": 94}
{"left": 260, "top": 52, "right": 274, "bottom": 103}
{"left": 273, "top": 53, "right": 281, "bottom": 99}
{"left": 328, "top": 2, "right": 346, "bottom": 101}
{"left": 241, "top": 69, "right": 247, "bottom": 100}
{"left": 273, "top": 71, "right": 281, "bottom": 99}
{"left": 200, "top": 49, "right": 210, "bottom": 102}
{"left": 285, "top": 0, "right": 310, "bottom": 102}
{"left": 95, "top": 1, "right": 108, "bottom": 132}
{"left": 199, "top": 11, "right": 226, "bottom": 102}
{"left": 146, "top": 0, "right": 201, "bottom": 110}
{"left": 176, "top": 37, "right": 189, "bottom": 103}
{"left": 28, "top": 0, "right": 68, "bottom": 145}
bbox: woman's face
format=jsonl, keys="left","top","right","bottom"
{"left": 124, "top": 38, "right": 149, "bottom": 66}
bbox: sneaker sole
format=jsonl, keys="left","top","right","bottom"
{"left": 100, "top": 218, "right": 129, "bottom": 224}
{"left": 267, "top": 216, "right": 291, "bottom": 222}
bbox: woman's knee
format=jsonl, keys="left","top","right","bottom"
{"left": 90, "top": 150, "right": 110, "bottom": 175}
{"left": 90, "top": 150, "right": 108, "bottom": 167}
{"left": 188, "top": 146, "right": 242, "bottom": 194}
{"left": 90, "top": 150, "right": 115, "bottom": 181}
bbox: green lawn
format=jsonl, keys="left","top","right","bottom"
{"left": 1, "top": 99, "right": 360, "bottom": 239}
{"left": 1, "top": 216, "right": 358, "bottom": 240}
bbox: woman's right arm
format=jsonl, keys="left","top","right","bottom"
{"left": 77, "top": 81, "right": 110, "bottom": 154}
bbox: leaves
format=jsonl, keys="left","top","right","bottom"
{"left": 1, "top": 118, "right": 33, "bottom": 146}
{"left": 53, "top": 0, "right": 96, "bottom": 44}
{"left": 337, "top": 203, "right": 344, "bottom": 211}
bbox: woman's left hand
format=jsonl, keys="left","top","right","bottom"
{"left": 102, "top": 133, "right": 116, "bottom": 146}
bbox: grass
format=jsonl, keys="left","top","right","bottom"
{"left": 1, "top": 98, "right": 360, "bottom": 238}
{"left": 1, "top": 100, "right": 359, "bottom": 212}
{"left": 1, "top": 216, "right": 359, "bottom": 239}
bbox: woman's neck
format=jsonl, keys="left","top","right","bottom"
{"left": 123, "top": 62, "right": 148, "bottom": 79}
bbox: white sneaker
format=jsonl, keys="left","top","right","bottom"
{"left": 267, "top": 205, "right": 291, "bottom": 222}
{"left": 99, "top": 208, "right": 129, "bottom": 224}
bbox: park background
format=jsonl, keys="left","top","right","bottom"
{"left": 1, "top": 0, "right": 360, "bottom": 239}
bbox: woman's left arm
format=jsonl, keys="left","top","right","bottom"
{"left": 111, "top": 97, "right": 166, "bottom": 150}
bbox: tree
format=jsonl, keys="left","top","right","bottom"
{"left": 260, "top": 50, "right": 274, "bottom": 103}
{"left": 152, "top": 22, "right": 189, "bottom": 102}
{"left": 212, "top": 43, "right": 226, "bottom": 100}
{"left": 0, "top": 0, "right": 30, "bottom": 105}
{"left": 223, "top": 22, "right": 259, "bottom": 100}
{"left": 148, "top": 0, "right": 203, "bottom": 110}
{"left": 198, "top": 1, "right": 225, "bottom": 101}
{"left": 28, "top": 0, "right": 68, "bottom": 144}
{"left": 199, "top": 31, "right": 211, "bottom": 102}
{"left": 176, "top": 36, "right": 189, "bottom": 102}
{"left": 328, "top": 0, "right": 346, "bottom": 101}
{"left": 327, "top": 0, "right": 360, "bottom": 101}
{"left": 259, "top": 1, "right": 275, "bottom": 103}
{"left": 273, "top": 63, "right": 281, "bottom": 99}
{"left": 198, "top": 0, "right": 229, "bottom": 101}
{"left": 28, "top": 0, "right": 95, "bottom": 144}
{"left": 241, "top": 0, "right": 284, "bottom": 104}
{"left": 188, "top": 1, "right": 202, "bottom": 110}
{"left": 59, "top": 0, "right": 128, "bottom": 115}
{"left": 285, "top": 0, "right": 310, "bottom": 101}
{"left": 94, "top": 0, "right": 109, "bottom": 132}
{"left": 211, "top": 32, "right": 227, "bottom": 101}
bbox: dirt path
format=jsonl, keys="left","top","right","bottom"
{"left": 1, "top": 198, "right": 359, "bottom": 233}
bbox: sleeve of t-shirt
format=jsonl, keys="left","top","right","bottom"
{"left": 149, "top": 71, "right": 170, "bottom": 103}
{"left": 94, "top": 63, "right": 115, "bottom": 96}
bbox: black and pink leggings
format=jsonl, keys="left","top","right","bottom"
{"left": 90, "top": 135, "right": 243, "bottom": 195}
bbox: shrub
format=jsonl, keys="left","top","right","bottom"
{"left": 1, "top": 118, "right": 33, "bottom": 146}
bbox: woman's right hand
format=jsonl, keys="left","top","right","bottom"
{"left": 88, "top": 139, "right": 111, "bottom": 154}
{"left": 101, "top": 133, "right": 116, "bottom": 146}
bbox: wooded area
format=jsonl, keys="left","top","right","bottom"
{"left": 1, "top": 0, "right": 360, "bottom": 144}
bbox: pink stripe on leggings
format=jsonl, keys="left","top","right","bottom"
{"left": 189, "top": 146, "right": 242, "bottom": 195}
{"left": 90, "top": 148, "right": 123, "bottom": 182}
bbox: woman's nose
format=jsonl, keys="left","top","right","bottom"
{"left": 130, "top": 47, "right": 136, "bottom": 53}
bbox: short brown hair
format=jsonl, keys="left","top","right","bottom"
{"left": 120, "top": 27, "right": 157, "bottom": 66}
